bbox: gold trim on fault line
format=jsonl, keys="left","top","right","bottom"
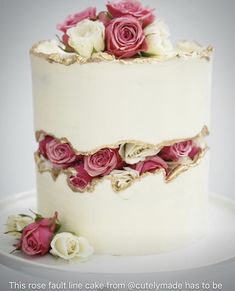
{"left": 35, "top": 126, "right": 209, "bottom": 193}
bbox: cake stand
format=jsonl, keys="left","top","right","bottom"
{"left": 0, "top": 190, "right": 235, "bottom": 279}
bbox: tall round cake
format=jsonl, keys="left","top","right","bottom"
{"left": 31, "top": 0, "right": 213, "bottom": 255}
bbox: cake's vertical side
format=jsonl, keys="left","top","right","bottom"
{"left": 30, "top": 54, "right": 41, "bottom": 215}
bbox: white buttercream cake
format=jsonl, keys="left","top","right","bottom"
{"left": 31, "top": 0, "right": 213, "bottom": 255}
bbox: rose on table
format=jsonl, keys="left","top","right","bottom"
{"left": 5, "top": 211, "right": 93, "bottom": 261}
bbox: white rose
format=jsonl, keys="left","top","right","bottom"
{"left": 50, "top": 232, "right": 94, "bottom": 261}
{"left": 144, "top": 19, "right": 174, "bottom": 56}
{"left": 119, "top": 143, "right": 158, "bottom": 164}
{"left": 5, "top": 215, "right": 34, "bottom": 238}
{"left": 110, "top": 167, "right": 139, "bottom": 192}
{"left": 67, "top": 20, "right": 105, "bottom": 58}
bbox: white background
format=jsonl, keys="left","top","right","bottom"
{"left": 0, "top": 0, "right": 235, "bottom": 290}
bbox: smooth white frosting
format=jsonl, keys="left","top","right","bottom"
{"left": 37, "top": 156, "right": 209, "bottom": 255}
{"left": 32, "top": 52, "right": 212, "bottom": 255}
{"left": 31, "top": 56, "right": 212, "bottom": 151}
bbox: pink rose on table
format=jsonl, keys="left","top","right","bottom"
{"left": 159, "top": 140, "right": 193, "bottom": 162}
{"left": 69, "top": 165, "right": 93, "bottom": 190}
{"left": 84, "top": 148, "right": 121, "bottom": 177}
{"left": 57, "top": 7, "right": 97, "bottom": 33}
{"left": 16, "top": 212, "right": 59, "bottom": 256}
{"left": 107, "top": 0, "right": 155, "bottom": 27}
{"left": 45, "top": 139, "right": 76, "bottom": 167}
{"left": 106, "top": 15, "right": 147, "bottom": 58}
{"left": 135, "top": 156, "right": 168, "bottom": 175}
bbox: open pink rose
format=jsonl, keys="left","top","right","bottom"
{"left": 84, "top": 148, "right": 121, "bottom": 177}
{"left": 39, "top": 135, "right": 54, "bottom": 158}
{"left": 107, "top": 0, "right": 155, "bottom": 27}
{"left": 159, "top": 140, "right": 193, "bottom": 162}
{"left": 106, "top": 15, "right": 147, "bottom": 58}
{"left": 135, "top": 156, "right": 168, "bottom": 175}
{"left": 17, "top": 212, "right": 59, "bottom": 256}
{"left": 57, "top": 7, "right": 97, "bottom": 33}
{"left": 45, "top": 139, "right": 76, "bottom": 167}
{"left": 69, "top": 165, "right": 93, "bottom": 190}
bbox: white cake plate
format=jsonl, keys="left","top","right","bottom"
{"left": 0, "top": 191, "right": 235, "bottom": 277}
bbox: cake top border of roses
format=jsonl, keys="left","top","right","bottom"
{"left": 30, "top": 0, "right": 213, "bottom": 65}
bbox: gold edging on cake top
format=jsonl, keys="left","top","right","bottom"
{"left": 30, "top": 41, "right": 214, "bottom": 66}
{"left": 35, "top": 126, "right": 209, "bottom": 193}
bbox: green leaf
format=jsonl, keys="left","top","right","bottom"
{"left": 54, "top": 222, "right": 61, "bottom": 234}
{"left": 140, "top": 51, "right": 156, "bottom": 58}
{"left": 18, "top": 214, "right": 33, "bottom": 219}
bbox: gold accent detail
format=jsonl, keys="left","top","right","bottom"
{"left": 34, "top": 152, "right": 61, "bottom": 181}
{"left": 166, "top": 147, "right": 208, "bottom": 182}
{"left": 35, "top": 126, "right": 209, "bottom": 193}
{"left": 35, "top": 125, "right": 209, "bottom": 156}
{"left": 176, "top": 44, "right": 214, "bottom": 61}
{"left": 30, "top": 41, "right": 213, "bottom": 66}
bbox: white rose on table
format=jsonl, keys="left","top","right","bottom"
{"left": 110, "top": 167, "right": 139, "bottom": 192}
{"left": 119, "top": 143, "right": 159, "bottom": 164}
{"left": 67, "top": 19, "right": 105, "bottom": 58}
{"left": 50, "top": 232, "right": 94, "bottom": 261}
{"left": 144, "top": 19, "right": 174, "bottom": 57}
{"left": 5, "top": 215, "right": 34, "bottom": 238}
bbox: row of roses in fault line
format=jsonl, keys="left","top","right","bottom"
{"left": 56, "top": 0, "right": 173, "bottom": 58}
{"left": 38, "top": 134, "right": 201, "bottom": 191}
{"left": 6, "top": 212, "right": 93, "bottom": 260}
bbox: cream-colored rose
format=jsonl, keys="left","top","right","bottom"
{"left": 144, "top": 19, "right": 174, "bottom": 56}
{"left": 67, "top": 20, "right": 105, "bottom": 58}
{"left": 5, "top": 215, "right": 34, "bottom": 238}
{"left": 119, "top": 143, "right": 158, "bottom": 164}
{"left": 50, "top": 232, "right": 94, "bottom": 260}
{"left": 110, "top": 167, "right": 139, "bottom": 192}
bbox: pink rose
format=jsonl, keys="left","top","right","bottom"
{"left": 106, "top": 15, "right": 147, "bottom": 58}
{"left": 45, "top": 139, "right": 76, "bottom": 167}
{"left": 84, "top": 148, "right": 121, "bottom": 177}
{"left": 188, "top": 146, "right": 201, "bottom": 160}
{"left": 39, "top": 135, "right": 54, "bottom": 158}
{"left": 69, "top": 165, "right": 93, "bottom": 190}
{"left": 17, "top": 212, "right": 59, "bottom": 256}
{"left": 135, "top": 156, "right": 168, "bottom": 175}
{"left": 98, "top": 11, "right": 111, "bottom": 26}
{"left": 57, "top": 7, "right": 97, "bottom": 33}
{"left": 107, "top": 0, "right": 155, "bottom": 27}
{"left": 159, "top": 140, "right": 193, "bottom": 162}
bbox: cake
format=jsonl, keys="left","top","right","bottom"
{"left": 31, "top": 0, "right": 213, "bottom": 255}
